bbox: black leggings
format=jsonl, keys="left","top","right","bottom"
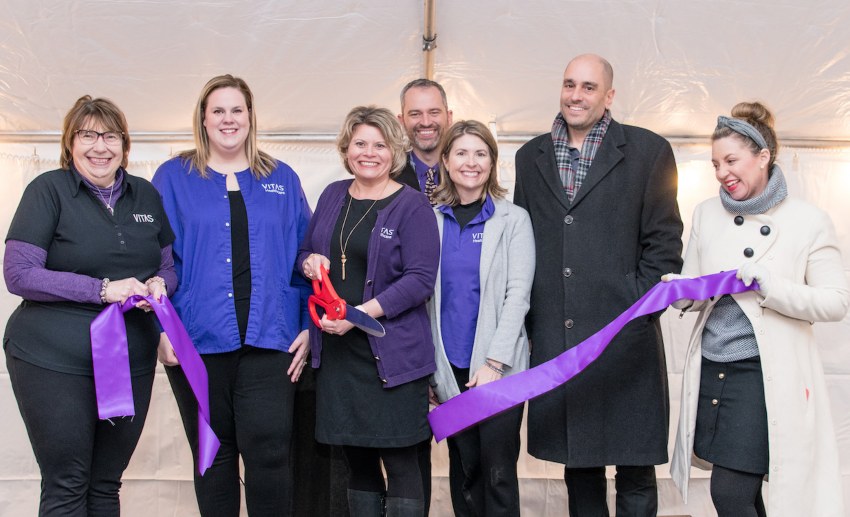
{"left": 166, "top": 345, "right": 297, "bottom": 517}
{"left": 710, "top": 464, "right": 767, "bottom": 517}
{"left": 342, "top": 444, "right": 423, "bottom": 499}
{"left": 6, "top": 349, "right": 154, "bottom": 517}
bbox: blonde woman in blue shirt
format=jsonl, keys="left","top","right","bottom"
{"left": 152, "top": 74, "right": 312, "bottom": 517}
{"left": 428, "top": 120, "right": 535, "bottom": 517}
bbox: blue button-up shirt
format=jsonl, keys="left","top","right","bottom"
{"left": 438, "top": 195, "right": 495, "bottom": 367}
{"left": 153, "top": 157, "right": 312, "bottom": 354}
{"left": 409, "top": 152, "right": 440, "bottom": 191}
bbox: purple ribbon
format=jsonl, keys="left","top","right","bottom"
{"left": 428, "top": 270, "right": 757, "bottom": 442}
{"left": 90, "top": 295, "right": 220, "bottom": 474}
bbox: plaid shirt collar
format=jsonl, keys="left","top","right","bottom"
{"left": 551, "top": 110, "right": 612, "bottom": 202}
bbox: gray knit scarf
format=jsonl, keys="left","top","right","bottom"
{"left": 719, "top": 164, "right": 788, "bottom": 215}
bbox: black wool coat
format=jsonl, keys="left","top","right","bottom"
{"left": 513, "top": 119, "right": 684, "bottom": 467}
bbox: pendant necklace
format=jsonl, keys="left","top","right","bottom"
{"left": 97, "top": 181, "right": 116, "bottom": 215}
{"left": 338, "top": 182, "right": 387, "bottom": 280}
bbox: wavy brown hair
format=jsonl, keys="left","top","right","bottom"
{"left": 432, "top": 120, "right": 506, "bottom": 206}
{"left": 60, "top": 95, "right": 130, "bottom": 170}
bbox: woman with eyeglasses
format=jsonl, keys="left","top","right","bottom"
{"left": 3, "top": 95, "right": 176, "bottom": 515}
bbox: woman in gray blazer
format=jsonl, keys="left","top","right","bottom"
{"left": 428, "top": 120, "right": 535, "bottom": 517}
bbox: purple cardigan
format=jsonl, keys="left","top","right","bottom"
{"left": 298, "top": 180, "right": 439, "bottom": 388}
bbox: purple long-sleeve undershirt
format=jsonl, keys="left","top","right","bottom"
{"left": 4, "top": 239, "right": 177, "bottom": 304}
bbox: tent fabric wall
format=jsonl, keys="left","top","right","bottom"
{"left": 0, "top": 140, "right": 848, "bottom": 516}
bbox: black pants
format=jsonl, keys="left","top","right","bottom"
{"left": 710, "top": 465, "right": 766, "bottom": 517}
{"left": 447, "top": 365, "right": 523, "bottom": 517}
{"left": 166, "top": 345, "right": 297, "bottom": 517}
{"left": 564, "top": 465, "right": 657, "bottom": 517}
{"left": 6, "top": 349, "right": 154, "bottom": 517}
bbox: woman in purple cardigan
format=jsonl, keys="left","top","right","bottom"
{"left": 299, "top": 106, "right": 439, "bottom": 517}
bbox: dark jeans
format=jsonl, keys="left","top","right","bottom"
{"left": 6, "top": 349, "right": 154, "bottom": 517}
{"left": 166, "top": 345, "right": 297, "bottom": 517}
{"left": 564, "top": 465, "right": 658, "bottom": 517}
{"left": 447, "top": 365, "right": 523, "bottom": 517}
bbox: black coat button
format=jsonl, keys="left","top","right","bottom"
{"left": 760, "top": 226, "right": 771, "bottom": 235}
{"left": 564, "top": 319, "right": 574, "bottom": 329}
{"left": 563, "top": 267, "right": 572, "bottom": 277}
{"left": 744, "top": 247, "right": 754, "bottom": 258}
{"left": 734, "top": 215, "right": 744, "bottom": 225}
{"left": 564, "top": 215, "right": 574, "bottom": 224}
{"left": 366, "top": 279, "right": 373, "bottom": 286}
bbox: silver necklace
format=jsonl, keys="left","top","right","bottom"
{"left": 96, "top": 181, "right": 116, "bottom": 215}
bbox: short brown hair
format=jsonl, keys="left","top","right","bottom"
{"left": 180, "top": 74, "right": 277, "bottom": 179}
{"left": 60, "top": 95, "right": 130, "bottom": 170}
{"left": 337, "top": 106, "right": 409, "bottom": 177}
{"left": 432, "top": 120, "right": 507, "bottom": 206}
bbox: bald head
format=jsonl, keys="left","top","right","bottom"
{"left": 566, "top": 54, "right": 614, "bottom": 90}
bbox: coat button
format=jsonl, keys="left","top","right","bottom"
{"left": 711, "top": 399, "right": 719, "bottom": 406}
{"left": 734, "top": 215, "right": 744, "bottom": 225}
{"left": 563, "top": 267, "right": 572, "bottom": 277}
{"left": 743, "top": 247, "right": 754, "bottom": 257}
{"left": 381, "top": 378, "right": 388, "bottom": 384}
{"left": 374, "top": 356, "right": 380, "bottom": 361}
{"left": 718, "top": 373, "right": 725, "bottom": 380}
{"left": 366, "top": 279, "right": 373, "bottom": 286}
{"left": 564, "top": 319, "right": 574, "bottom": 329}
{"left": 564, "top": 215, "right": 574, "bottom": 224}
{"left": 760, "top": 225, "right": 771, "bottom": 235}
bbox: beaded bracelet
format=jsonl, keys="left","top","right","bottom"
{"left": 100, "top": 278, "right": 110, "bottom": 304}
{"left": 485, "top": 361, "right": 505, "bottom": 376}
{"left": 145, "top": 276, "right": 167, "bottom": 292}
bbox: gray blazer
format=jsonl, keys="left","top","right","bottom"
{"left": 428, "top": 196, "right": 535, "bottom": 402}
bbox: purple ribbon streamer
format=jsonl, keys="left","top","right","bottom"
{"left": 90, "top": 295, "right": 220, "bottom": 474}
{"left": 428, "top": 270, "right": 757, "bottom": 442}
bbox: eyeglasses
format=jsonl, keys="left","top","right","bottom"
{"left": 75, "top": 129, "right": 124, "bottom": 145}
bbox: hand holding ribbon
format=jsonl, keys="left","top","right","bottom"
{"left": 427, "top": 270, "right": 758, "bottom": 442}
{"left": 90, "top": 294, "right": 220, "bottom": 475}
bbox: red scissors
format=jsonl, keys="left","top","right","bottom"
{"left": 308, "top": 265, "right": 386, "bottom": 337}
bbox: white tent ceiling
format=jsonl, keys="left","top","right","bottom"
{"left": 2, "top": 0, "right": 850, "bottom": 142}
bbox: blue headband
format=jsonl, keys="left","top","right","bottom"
{"left": 716, "top": 116, "right": 768, "bottom": 150}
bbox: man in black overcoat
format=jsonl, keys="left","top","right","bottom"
{"left": 513, "top": 53, "right": 684, "bottom": 516}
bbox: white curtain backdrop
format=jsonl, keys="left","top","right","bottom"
{"left": 0, "top": 140, "right": 848, "bottom": 516}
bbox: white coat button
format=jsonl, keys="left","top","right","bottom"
{"left": 226, "top": 258, "right": 231, "bottom": 263}
{"left": 227, "top": 292, "right": 233, "bottom": 298}
{"left": 718, "top": 373, "right": 725, "bottom": 380}
{"left": 225, "top": 222, "right": 230, "bottom": 227}
{"left": 711, "top": 399, "right": 719, "bottom": 406}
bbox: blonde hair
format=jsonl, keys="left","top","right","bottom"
{"left": 179, "top": 74, "right": 276, "bottom": 179}
{"left": 336, "top": 106, "right": 409, "bottom": 177}
{"left": 712, "top": 101, "right": 778, "bottom": 170}
{"left": 60, "top": 95, "right": 130, "bottom": 170}
{"left": 432, "top": 120, "right": 506, "bottom": 206}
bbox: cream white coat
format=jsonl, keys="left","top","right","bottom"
{"left": 670, "top": 196, "right": 850, "bottom": 516}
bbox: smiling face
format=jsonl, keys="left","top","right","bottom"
{"left": 399, "top": 86, "right": 453, "bottom": 159}
{"left": 560, "top": 55, "right": 615, "bottom": 136}
{"left": 71, "top": 118, "right": 124, "bottom": 187}
{"left": 443, "top": 133, "right": 493, "bottom": 204}
{"left": 712, "top": 135, "right": 771, "bottom": 201}
{"left": 345, "top": 124, "right": 393, "bottom": 183}
{"left": 202, "top": 86, "right": 250, "bottom": 157}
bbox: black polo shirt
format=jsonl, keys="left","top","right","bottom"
{"left": 4, "top": 168, "right": 175, "bottom": 376}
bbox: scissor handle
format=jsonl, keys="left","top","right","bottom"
{"left": 307, "top": 265, "right": 346, "bottom": 329}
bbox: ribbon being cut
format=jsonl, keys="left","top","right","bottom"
{"left": 90, "top": 294, "right": 220, "bottom": 475}
{"left": 428, "top": 270, "right": 758, "bottom": 442}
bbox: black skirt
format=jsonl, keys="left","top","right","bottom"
{"left": 314, "top": 191, "right": 430, "bottom": 448}
{"left": 693, "top": 355, "right": 769, "bottom": 475}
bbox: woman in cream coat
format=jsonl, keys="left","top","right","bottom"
{"left": 428, "top": 120, "right": 534, "bottom": 517}
{"left": 667, "top": 103, "right": 849, "bottom": 517}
